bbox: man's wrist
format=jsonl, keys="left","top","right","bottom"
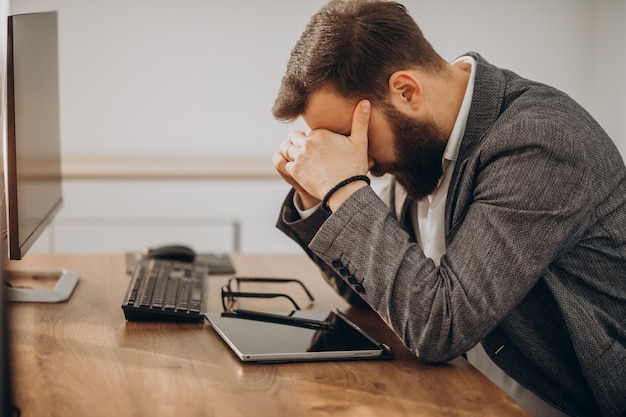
{"left": 322, "top": 175, "right": 370, "bottom": 213}
{"left": 295, "top": 191, "right": 321, "bottom": 211}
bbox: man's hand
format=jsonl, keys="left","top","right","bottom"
{"left": 279, "top": 100, "right": 371, "bottom": 206}
{"left": 273, "top": 133, "right": 321, "bottom": 210}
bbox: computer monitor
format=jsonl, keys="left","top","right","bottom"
{"left": 2, "top": 11, "right": 78, "bottom": 303}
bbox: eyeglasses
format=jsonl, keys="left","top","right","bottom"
{"left": 220, "top": 277, "right": 332, "bottom": 330}
{"left": 220, "top": 277, "right": 315, "bottom": 312}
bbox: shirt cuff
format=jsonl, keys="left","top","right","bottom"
{"left": 293, "top": 193, "right": 321, "bottom": 219}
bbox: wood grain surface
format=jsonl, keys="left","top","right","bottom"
{"left": 6, "top": 254, "right": 529, "bottom": 417}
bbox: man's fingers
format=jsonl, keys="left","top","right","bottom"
{"left": 349, "top": 100, "right": 371, "bottom": 145}
{"left": 278, "top": 131, "right": 303, "bottom": 162}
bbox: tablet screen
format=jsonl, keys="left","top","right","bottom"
{"left": 206, "top": 310, "right": 389, "bottom": 362}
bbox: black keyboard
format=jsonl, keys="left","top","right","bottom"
{"left": 122, "top": 258, "right": 208, "bottom": 322}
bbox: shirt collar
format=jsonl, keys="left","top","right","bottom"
{"left": 442, "top": 56, "right": 476, "bottom": 163}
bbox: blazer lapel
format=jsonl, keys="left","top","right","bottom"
{"left": 445, "top": 52, "right": 507, "bottom": 238}
{"left": 388, "top": 179, "right": 416, "bottom": 242}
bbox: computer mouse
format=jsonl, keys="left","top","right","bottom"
{"left": 145, "top": 244, "right": 196, "bottom": 262}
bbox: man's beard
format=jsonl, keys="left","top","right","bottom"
{"left": 370, "top": 103, "right": 448, "bottom": 201}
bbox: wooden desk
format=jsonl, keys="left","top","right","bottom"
{"left": 7, "top": 254, "right": 529, "bottom": 417}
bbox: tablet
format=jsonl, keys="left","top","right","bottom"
{"left": 205, "top": 309, "right": 392, "bottom": 363}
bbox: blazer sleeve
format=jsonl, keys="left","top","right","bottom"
{"left": 275, "top": 188, "right": 371, "bottom": 309}
{"left": 305, "top": 117, "right": 597, "bottom": 364}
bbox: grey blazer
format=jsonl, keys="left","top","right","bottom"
{"left": 276, "top": 53, "right": 626, "bottom": 417}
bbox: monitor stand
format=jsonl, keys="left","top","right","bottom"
{"left": 4, "top": 270, "right": 79, "bottom": 303}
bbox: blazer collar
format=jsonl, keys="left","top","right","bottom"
{"left": 455, "top": 52, "right": 507, "bottom": 164}
{"left": 443, "top": 53, "right": 507, "bottom": 236}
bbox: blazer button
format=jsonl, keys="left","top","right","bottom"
{"left": 332, "top": 259, "right": 341, "bottom": 268}
{"left": 354, "top": 283, "right": 365, "bottom": 294}
{"left": 339, "top": 267, "right": 349, "bottom": 277}
{"left": 347, "top": 275, "right": 356, "bottom": 285}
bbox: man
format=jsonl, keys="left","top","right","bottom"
{"left": 271, "top": 1, "right": 626, "bottom": 416}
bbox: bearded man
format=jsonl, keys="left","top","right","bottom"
{"left": 271, "top": 2, "right": 626, "bottom": 416}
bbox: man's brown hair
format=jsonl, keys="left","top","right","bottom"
{"left": 272, "top": 0, "right": 446, "bottom": 121}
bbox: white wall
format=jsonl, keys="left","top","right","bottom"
{"left": 5, "top": 0, "right": 626, "bottom": 255}
{"left": 587, "top": 0, "right": 626, "bottom": 155}
{"left": 9, "top": 0, "right": 326, "bottom": 159}
{"left": 8, "top": 0, "right": 626, "bottom": 159}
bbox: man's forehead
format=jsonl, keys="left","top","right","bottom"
{"left": 302, "top": 88, "right": 358, "bottom": 134}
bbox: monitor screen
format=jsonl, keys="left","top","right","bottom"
{"left": 5, "top": 11, "right": 62, "bottom": 261}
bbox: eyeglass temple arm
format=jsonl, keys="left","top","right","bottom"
{"left": 224, "top": 291, "right": 302, "bottom": 310}
{"left": 233, "top": 277, "right": 315, "bottom": 301}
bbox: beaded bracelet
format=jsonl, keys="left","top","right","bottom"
{"left": 321, "top": 175, "right": 371, "bottom": 212}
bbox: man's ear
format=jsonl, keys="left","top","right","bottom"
{"left": 388, "top": 71, "right": 423, "bottom": 111}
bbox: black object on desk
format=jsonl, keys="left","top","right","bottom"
{"left": 125, "top": 251, "right": 236, "bottom": 275}
{"left": 146, "top": 244, "right": 196, "bottom": 262}
{"left": 122, "top": 257, "right": 208, "bottom": 322}
{"left": 223, "top": 309, "right": 333, "bottom": 331}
